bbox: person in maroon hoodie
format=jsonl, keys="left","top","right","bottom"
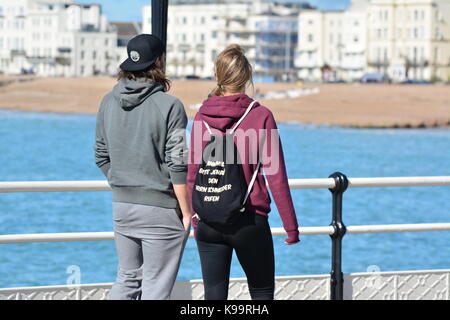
{"left": 187, "top": 44, "right": 300, "bottom": 300}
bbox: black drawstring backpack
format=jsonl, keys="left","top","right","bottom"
{"left": 192, "top": 100, "right": 261, "bottom": 227}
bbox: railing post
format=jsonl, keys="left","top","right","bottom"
{"left": 151, "top": 0, "right": 169, "bottom": 50}
{"left": 328, "top": 172, "right": 349, "bottom": 300}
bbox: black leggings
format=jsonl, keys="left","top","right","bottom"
{"left": 196, "top": 212, "right": 275, "bottom": 300}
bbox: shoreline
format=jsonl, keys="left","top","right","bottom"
{"left": 0, "top": 76, "right": 449, "bottom": 129}
{"left": 1, "top": 107, "right": 449, "bottom": 130}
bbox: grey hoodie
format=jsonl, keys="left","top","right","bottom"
{"left": 94, "top": 78, "right": 188, "bottom": 208}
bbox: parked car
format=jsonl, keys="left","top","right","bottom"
{"left": 185, "top": 74, "right": 200, "bottom": 80}
{"left": 360, "top": 73, "right": 390, "bottom": 83}
{"left": 400, "top": 80, "right": 432, "bottom": 85}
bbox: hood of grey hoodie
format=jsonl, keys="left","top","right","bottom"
{"left": 112, "top": 78, "right": 164, "bottom": 109}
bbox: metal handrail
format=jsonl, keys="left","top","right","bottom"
{"left": 1, "top": 223, "right": 450, "bottom": 244}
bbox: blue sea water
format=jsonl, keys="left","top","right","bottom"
{"left": 0, "top": 110, "right": 449, "bottom": 288}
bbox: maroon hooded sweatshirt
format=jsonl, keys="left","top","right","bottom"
{"left": 187, "top": 93, "right": 300, "bottom": 243}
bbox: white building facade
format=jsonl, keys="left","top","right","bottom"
{"left": 143, "top": 0, "right": 305, "bottom": 82}
{"left": 296, "top": 0, "right": 450, "bottom": 82}
{"left": 0, "top": 0, "right": 118, "bottom": 76}
{"left": 295, "top": 0, "right": 370, "bottom": 82}
{"left": 367, "top": 0, "right": 450, "bottom": 82}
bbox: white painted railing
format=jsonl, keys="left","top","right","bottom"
{"left": 1, "top": 176, "right": 450, "bottom": 193}
{"left": 2, "top": 223, "right": 450, "bottom": 244}
{"left": 0, "top": 176, "right": 449, "bottom": 300}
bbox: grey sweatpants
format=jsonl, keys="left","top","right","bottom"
{"left": 108, "top": 202, "right": 190, "bottom": 300}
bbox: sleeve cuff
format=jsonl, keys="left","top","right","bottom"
{"left": 170, "top": 170, "right": 187, "bottom": 185}
{"left": 286, "top": 229, "right": 300, "bottom": 243}
{"left": 99, "top": 163, "right": 110, "bottom": 177}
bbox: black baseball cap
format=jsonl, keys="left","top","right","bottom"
{"left": 120, "top": 34, "right": 165, "bottom": 72}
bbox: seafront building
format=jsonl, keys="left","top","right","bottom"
{"left": 295, "top": 0, "right": 369, "bottom": 82}
{"left": 142, "top": 0, "right": 308, "bottom": 82}
{"left": 1, "top": 0, "right": 449, "bottom": 82}
{"left": 0, "top": 0, "right": 118, "bottom": 76}
{"left": 367, "top": 0, "right": 450, "bottom": 82}
{"left": 296, "top": 0, "right": 450, "bottom": 82}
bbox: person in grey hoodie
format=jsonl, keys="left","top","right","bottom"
{"left": 94, "top": 34, "right": 191, "bottom": 300}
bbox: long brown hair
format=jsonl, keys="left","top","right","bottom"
{"left": 211, "top": 44, "right": 253, "bottom": 97}
{"left": 118, "top": 56, "right": 171, "bottom": 92}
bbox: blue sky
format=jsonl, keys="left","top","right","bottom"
{"left": 77, "top": 0, "right": 351, "bottom": 22}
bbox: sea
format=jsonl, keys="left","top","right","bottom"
{"left": 0, "top": 110, "right": 449, "bottom": 288}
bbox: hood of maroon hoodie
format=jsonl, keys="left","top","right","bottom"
{"left": 198, "top": 94, "right": 258, "bottom": 131}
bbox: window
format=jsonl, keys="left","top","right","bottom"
{"left": 308, "top": 34, "right": 313, "bottom": 42}
{"left": 376, "top": 47, "right": 381, "bottom": 61}
{"left": 93, "top": 51, "right": 97, "bottom": 59}
{"left": 81, "top": 51, "right": 85, "bottom": 59}
{"left": 308, "top": 19, "right": 313, "bottom": 25}
{"left": 434, "top": 47, "right": 439, "bottom": 61}
{"left": 354, "top": 35, "right": 359, "bottom": 43}
{"left": 105, "top": 39, "right": 109, "bottom": 46}
{"left": 377, "top": 28, "right": 382, "bottom": 38}
{"left": 212, "top": 31, "right": 217, "bottom": 39}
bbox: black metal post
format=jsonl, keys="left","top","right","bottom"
{"left": 151, "top": 0, "right": 169, "bottom": 50}
{"left": 328, "top": 172, "right": 348, "bottom": 300}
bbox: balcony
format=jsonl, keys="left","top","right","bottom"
{"left": 10, "top": 50, "right": 26, "bottom": 57}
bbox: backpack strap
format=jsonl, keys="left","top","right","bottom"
{"left": 203, "top": 120, "right": 212, "bottom": 135}
{"left": 202, "top": 100, "right": 258, "bottom": 136}
{"left": 229, "top": 100, "right": 258, "bottom": 135}
{"left": 240, "top": 160, "right": 261, "bottom": 212}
